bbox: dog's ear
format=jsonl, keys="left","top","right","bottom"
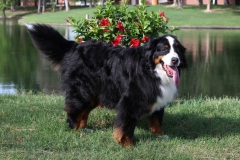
{"left": 144, "top": 38, "right": 159, "bottom": 60}
{"left": 144, "top": 38, "right": 159, "bottom": 51}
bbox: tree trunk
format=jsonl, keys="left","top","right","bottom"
{"left": 169, "top": 0, "right": 178, "bottom": 7}
{"left": 178, "top": 0, "right": 183, "bottom": 9}
{"left": 65, "top": 0, "right": 70, "bottom": 11}
{"left": 11, "top": 3, "right": 15, "bottom": 11}
{"left": 42, "top": 0, "right": 45, "bottom": 13}
{"left": 224, "top": 0, "right": 229, "bottom": 5}
{"left": 51, "top": 0, "right": 56, "bottom": 12}
{"left": 2, "top": 0, "right": 7, "bottom": 18}
{"left": 205, "top": 0, "right": 212, "bottom": 12}
{"left": 197, "top": 0, "right": 203, "bottom": 6}
{"left": 2, "top": 8, "right": 6, "bottom": 19}
{"left": 38, "top": 0, "right": 41, "bottom": 13}
{"left": 89, "top": 0, "right": 93, "bottom": 8}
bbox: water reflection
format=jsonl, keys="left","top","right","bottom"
{"left": 0, "top": 19, "right": 240, "bottom": 98}
{"left": 175, "top": 30, "right": 240, "bottom": 98}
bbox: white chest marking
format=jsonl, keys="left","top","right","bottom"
{"left": 150, "top": 64, "right": 177, "bottom": 114}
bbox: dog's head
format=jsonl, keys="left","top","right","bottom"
{"left": 145, "top": 35, "right": 187, "bottom": 86}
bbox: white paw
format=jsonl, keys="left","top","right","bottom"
{"left": 160, "top": 135, "right": 169, "bottom": 139}
{"left": 84, "top": 128, "right": 93, "bottom": 132}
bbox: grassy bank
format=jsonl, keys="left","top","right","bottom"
{"left": 0, "top": 93, "right": 239, "bottom": 159}
{"left": 3, "top": 5, "right": 240, "bottom": 27}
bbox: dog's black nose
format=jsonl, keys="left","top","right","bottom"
{"left": 171, "top": 57, "right": 179, "bottom": 65}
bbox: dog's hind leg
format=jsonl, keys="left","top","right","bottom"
{"left": 64, "top": 97, "right": 98, "bottom": 130}
{"left": 74, "top": 99, "right": 97, "bottom": 130}
{"left": 147, "top": 108, "right": 164, "bottom": 135}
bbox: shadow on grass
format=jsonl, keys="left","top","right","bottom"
{"left": 137, "top": 112, "right": 240, "bottom": 141}
{"left": 62, "top": 104, "right": 240, "bottom": 144}
{"left": 82, "top": 107, "right": 240, "bottom": 144}
{"left": 233, "top": 11, "right": 240, "bottom": 16}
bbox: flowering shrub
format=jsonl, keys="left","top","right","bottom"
{"left": 67, "top": 0, "right": 178, "bottom": 47}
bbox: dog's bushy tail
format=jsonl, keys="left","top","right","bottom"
{"left": 26, "top": 24, "right": 76, "bottom": 66}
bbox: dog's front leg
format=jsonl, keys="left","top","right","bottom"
{"left": 113, "top": 112, "right": 138, "bottom": 147}
{"left": 148, "top": 108, "right": 165, "bottom": 135}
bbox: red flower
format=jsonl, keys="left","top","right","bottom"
{"left": 166, "top": 17, "right": 169, "bottom": 22}
{"left": 111, "top": 34, "right": 122, "bottom": 46}
{"left": 104, "top": 28, "right": 109, "bottom": 32}
{"left": 135, "top": 22, "right": 142, "bottom": 29}
{"left": 159, "top": 11, "right": 164, "bottom": 17}
{"left": 130, "top": 38, "right": 140, "bottom": 47}
{"left": 77, "top": 37, "right": 83, "bottom": 43}
{"left": 116, "top": 21, "right": 125, "bottom": 32}
{"left": 65, "top": 18, "right": 69, "bottom": 23}
{"left": 99, "top": 18, "right": 110, "bottom": 26}
{"left": 141, "top": 35, "right": 149, "bottom": 43}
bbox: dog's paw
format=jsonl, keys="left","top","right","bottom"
{"left": 83, "top": 128, "right": 93, "bottom": 132}
{"left": 160, "top": 135, "right": 169, "bottom": 140}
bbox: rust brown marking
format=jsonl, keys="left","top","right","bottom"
{"left": 52, "top": 63, "right": 61, "bottom": 70}
{"left": 98, "top": 102, "right": 104, "bottom": 108}
{"left": 75, "top": 109, "right": 92, "bottom": 130}
{"left": 147, "top": 104, "right": 154, "bottom": 111}
{"left": 75, "top": 98, "right": 98, "bottom": 130}
{"left": 113, "top": 127, "right": 133, "bottom": 147}
{"left": 75, "top": 112, "right": 83, "bottom": 130}
{"left": 155, "top": 56, "right": 163, "bottom": 65}
{"left": 64, "top": 107, "right": 72, "bottom": 114}
{"left": 164, "top": 44, "right": 169, "bottom": 48}
{"left": 113, "top": 127, "right": 124, "bottom": 144}
{"left": 147, "top": 116, "right": 164, "bottom": 135}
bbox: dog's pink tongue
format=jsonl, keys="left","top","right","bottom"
{"left": 169, "top": 66, "right": 180, "bottom": 86}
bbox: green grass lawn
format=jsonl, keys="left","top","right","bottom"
{"left": 2, "top": 4, "right": 240, "bottom": 159}
{"left": 0, "top": 93, "right": 239, "bottom": 159}
{"left": 13, "top": 5, "right": 240, "bottom": 27}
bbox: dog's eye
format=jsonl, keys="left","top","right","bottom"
{"left": 156, "top": 44, "right": 169, "bottom": 52}
{"left": 163, "top": 45, "right": 169, "bottom": 52}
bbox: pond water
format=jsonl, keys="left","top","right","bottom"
{"left": 1, "top": 19, "right": 240, "bottom": 98}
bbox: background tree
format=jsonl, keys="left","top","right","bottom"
{"left": 37, "top": 0, "right": 41, "bottom": 13}
{"left": 42, "top": 0, "right": 46, "bottom": 12}
{"left": 51, "top": 0, "right": 56, "bottom": 12}
{"left": 169, "top": 0, "right": 183, "bottom": 9}
{"left": 197, "top": 0, "right": 203, "bottom": 6}
{"left": 89, "top": 0, "right": 93, "bottom": 8}
{"left": 206, "top": 0, "right": 212, "bottom": 12}
{"left": 169, "top": 0, "right": 178, "bottom": 7}
{"left": 9, "top": 0, "right": 17, "bottom": 11}
{"left": 178, "top": 0, "right": 183, "bottom": 9}
{"left": 0, "top": 0, "right": 8, "bottom": 19}
{"left": 65, "top": 0, "right": 70, "bottom": 11}
{"left": 224, "top": 0, "right": 229, "bottom": 5}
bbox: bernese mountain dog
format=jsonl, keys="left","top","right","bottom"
{"left": 27, "top": 24, "right": 187, "bottom": 146}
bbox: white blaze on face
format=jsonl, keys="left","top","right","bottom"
{"left": 161, "top": 36, "right": 180, "bottom": 66}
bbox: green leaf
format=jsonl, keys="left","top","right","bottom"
{"left": 68, "top": 0, "right": 176, "bottom": 47}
